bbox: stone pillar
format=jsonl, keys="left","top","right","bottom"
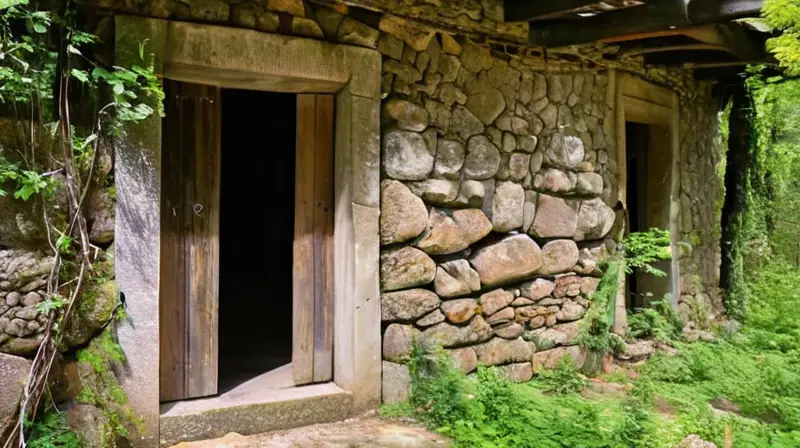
{"left": 113, "top": 16, "right": 167, "bottom": 447}
{"left": 333, "top": 83, "right": 382, "bottom": 412}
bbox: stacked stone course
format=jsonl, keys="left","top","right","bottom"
{"left": 677, "top": 84, "right": 724, "bottom": 324}
{"left": 377, "top": 34, "right": 621, "bottom": 401}
{"left": 0, "top": 250, "right": 53, "bottom": 356}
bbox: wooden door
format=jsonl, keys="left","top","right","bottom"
{"left": 293, "top": 95, "right": 334, "bottom": 385}
{"left": 159, "top": 80, "right": 222, "bottom": 402}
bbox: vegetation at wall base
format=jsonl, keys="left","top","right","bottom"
{"left": 382, "top": 237, "right": 800, "bottom": 447}
{"left": 627, "top": 299, "right": 685, "bottom": 343}
{"left": 387, "top": 323, "right": 800, "bottom": 446}
{"left": 24, "top": 412, "right": 81, "bottom": 448}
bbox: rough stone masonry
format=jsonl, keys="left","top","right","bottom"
{"left": 377, "top": 35, "right": 621, "bottom": 401}
{"left": 0, "top": 1, "right": 727, "bottom": 444}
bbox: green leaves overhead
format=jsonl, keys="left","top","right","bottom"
{"left": 0, "top": 0, "right": 28, "bottom": 10}
{"left": 763, "top": 0, "right": 800, "bottom": 75}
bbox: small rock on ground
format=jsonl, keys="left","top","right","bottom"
{"left": 169, "top": 417, "right": 449, "bottom": 448}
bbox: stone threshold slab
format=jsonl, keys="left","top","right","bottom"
{"left": 159, "top": 382, "right": 353, "bottom": 446}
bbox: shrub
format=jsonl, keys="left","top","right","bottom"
{"left": 537, "top": 355, "right": 587, "bottom": 395}
{"left": 408, "top": 344, "right": 470, "bottom": 427}
{"left": 627, "top": 298, "right": 685, "bottom": 343}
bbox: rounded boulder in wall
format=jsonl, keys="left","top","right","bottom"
{"left": 382, "top": 129, "right": 434, "bottom": 181}
{"left": 380, "top": 246, "right": 436, "bottom": 292}
{"left": 539, "top": 240, "right": 580, "bottom": 275}
{"left": 575, "top": 198, "right": 616, "bottom": 241}
{"left": 379, "top": 180, "right": 428, "bottom": 246}
{"left": 546, "top": 132, "right": 585, "bottom": 170}
{"left": 469, "top": 235, "right": 543, "bottom": 288}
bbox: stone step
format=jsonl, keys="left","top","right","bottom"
{"left": 160, "top": 383, "right": 353, "bottom": 446}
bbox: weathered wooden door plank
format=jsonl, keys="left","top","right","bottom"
{"left": 159, "top": 80, "right": 221, "bottom": 401}
{"left": 160, "top": 80, "right": 187, "bottom": 402}
{"left": 294, "top": 94, "right": 335, "bottom": 385}
{"left": 293, "top": 95, "right": 317, "bottom": 385}
{"left": 312, "top": 95, "right": 334, "bottom": 383}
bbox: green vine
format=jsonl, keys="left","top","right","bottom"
{"left": 0, "top": 1, "right": 164, "bottom": 445}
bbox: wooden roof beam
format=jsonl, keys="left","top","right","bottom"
{"left": 620, "top": 43, "right": 739, "bottom": 57}
{"left": 529, "top": 0, "right": 763, "bottom": 47}
{"left": 688, "top": 0, "right": 764, "bottom": 23}
{"left": 617, "top": 22, "right": 766, "bottom": 61}
{"left": 504, "top": 0, "right": 600, "bottom": 22}
{"left": 529, "top": 0, "right": 691, "bottom": 47}
{"left": 598, "top": 24, "right": 723, "bottom": 44}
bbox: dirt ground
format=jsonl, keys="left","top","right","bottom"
{"left": 169, "top": 417, "right": 450, "bottom": 448}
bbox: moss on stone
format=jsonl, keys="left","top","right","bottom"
{"left": 73, "top": 327, "right": 142, "bottom": 446}
{"left": 63, "top": 250, "right": 119, "bottom": 347}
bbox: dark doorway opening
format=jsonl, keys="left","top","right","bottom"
{"left": 218, "top": 89, "right": 297, "bottom": 393}
{"left": 625, "top": 121, "right": 672, "bottom": 310}
{"left": 626, "top": 122, "right": 647, "bottom": 309}
{"left": 625, "top": 121, "right": 647, "bottom": 308}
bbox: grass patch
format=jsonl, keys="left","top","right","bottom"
{"left": 384, "top": 261, "right": 800, "bottom": 447}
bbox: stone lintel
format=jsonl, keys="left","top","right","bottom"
{"left": 165, "top": 21, "right": 381, "bottom": 100}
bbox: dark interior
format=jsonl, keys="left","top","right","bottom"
{"left": 625, "top": 121, "right": 647, "bottom": 309}
{"left": 218, "top": 88, "right": 296, "bottom": 393}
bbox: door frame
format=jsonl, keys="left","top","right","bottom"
{"left": 613, "top": 73, "right": 681, "bottom": 334}
{"left": 114, "top": 17, "right": 382, "bottom": 444}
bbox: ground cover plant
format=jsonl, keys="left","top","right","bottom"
{"left": 384, "top": 292, "right": 800, "bottom": 447}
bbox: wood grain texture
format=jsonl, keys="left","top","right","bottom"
{"left": 293, "top": 95, "right": 317, "bottom": 386}
{"left": 312, "top": 95, "right": 334, "bottom": 383}
{"left": 159, "top": 80, "right": 221, "bottom": 401}
{"left": 294, "top": 94, "right": 335, "bottom": 385}
{"left": 160, "top": 80, "right": 186, "bottom": 402}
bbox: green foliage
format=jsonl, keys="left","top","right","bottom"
{"left": 25, "top": 411, "right": 82, "bottom": 448}
{"left": 379, "top": 401, "right": 414, "bottom": 419}
{"left": 615, "top": 399, "right": 657, "bottom": 448}
{"left": 536, "top": 355, "right": 587, "bottom": 395}
{"left": 0, "top": 155, "right": 56, "bottom": 200}
{"left": 36, "top": 294, "right": 65, "bottom": 315}
{"left": 744, "top": 261, "right": 800, "bottom": 352}
{"left": 404, "top": 344, "right": 669, "bottom": 447}
{"left": 0, "top": 3, "right": 55, "bottom": 106}
{"left": 576, "top": 261, "right": 625, "bottom": 356}
{"left": 622, "top": 228, "right": 670, "bottom": 277}
{"left": 75, "top": 330, "right": 125, "bottom": 374}
{"left": 728, "top": 71, "right": 800, "bottom": 320}
{"left": 639, "top": 337, "right": 800, "bottom": 445}
{"left": 575, "top": 229, "right": 674, "bottom": 357}
{"left": 408, "top": 344, "right": 471, "bottom": 427}
{"left": 74, "top": 329, "right": 141, "bottom": 444}
{"left": 763, "top": 0, "right": 800, "bottom": 74}
{"left": 627, "top": 299, "right": 685, "bottom": 343}
{"left": 0, "top": 1, "right": 163, "bottom": 201}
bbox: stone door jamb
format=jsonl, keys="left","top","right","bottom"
{"left": 612, "top": 73, "right": 681, "bottom": 334}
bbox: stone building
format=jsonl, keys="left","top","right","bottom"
{"left": 0, "top": 0, "right": 768, "bottom": 446}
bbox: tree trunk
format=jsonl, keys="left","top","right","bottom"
{"left": 719, "top": 85, "right": 754, "bottom": 320}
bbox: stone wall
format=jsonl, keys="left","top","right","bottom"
{"left": 677, "top": 84, "right": 724, "bottom": 324}
{"left": 377, "top": 33, "right": 620, "bottom": 397}
{"left": 76, "top": 0, "right": 720, "bottom": 409}
{"left": 0, "top": 250, "right": 53, "bottom": 356}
